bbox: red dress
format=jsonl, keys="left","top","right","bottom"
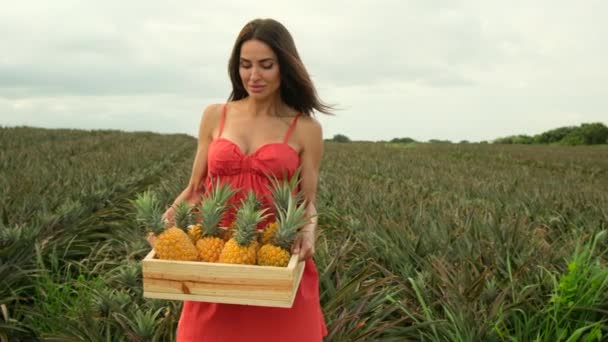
{"left": 176, "top": 103, "right": 328, "bottom": 341}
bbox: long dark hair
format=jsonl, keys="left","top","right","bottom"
{"left": 227, "top": 18, "right": 333, "bottom": 116}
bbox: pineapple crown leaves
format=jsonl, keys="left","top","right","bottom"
{"left": 173, "top": 200, "right": 193, "bottom": 230}
{"left": 233, "top": 191, "right": 271, "bottom": 245}
{"left": 132, "top": 190, "right": 164, "bottom": 235}
{"left": 197, "top": 179, "right": 238, "bottom": 237}
{"left": 274, "top": 193, "right": 311, "bottom": 250}
{"left": 265, "top": 167, "right": 303, "bottom": 215}
{"left": 245, "top": 188, "right": 263, "bottom": 211}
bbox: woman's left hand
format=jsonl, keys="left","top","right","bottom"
{"left": 292, "top": 228, "right": 315, "bottom": 261}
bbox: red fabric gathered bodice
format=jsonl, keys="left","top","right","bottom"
{"left": 207, "top": 138, "right": 300, "bottom": 178}
{"left": 203, "top": 104, "right": 301, "bottom": 227}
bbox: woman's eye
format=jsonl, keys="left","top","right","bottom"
{"left": 240, "top": 62, "right": 272, "bottom": 69}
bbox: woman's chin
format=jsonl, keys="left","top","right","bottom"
{"left": 247, "top": 92, "right": 269, "bottom": 99}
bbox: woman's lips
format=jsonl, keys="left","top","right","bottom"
{"left": 249, "top": 85, "right": 265, "bottom": 93}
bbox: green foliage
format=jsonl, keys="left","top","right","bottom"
{"left": 562, "top": 123, "right": 608, "bottom": 145}
{"left": 196, "top": 179, "right": 237, "bottom": 237}
{"left": 495, "top": 122, "right": 608, "bottom": 145}
{"left": 331, "top": 134, "right": 351, "bottom": 143}
{"left": 428, "top": 139, "right": 452, "bottom": 144}
{"left": 560, "top": 131, "right": 587, "bottom": 146}
{"left": 534, "top": 126, "right": 578, "bottom": 144}
{"left": 493, "top": 231, "right": 608, "bottom": 341}
{"left": 494, "top": 135, "right": 534, "bottom": 144}
{"left": 318, "top": 141, "right": 608, "bottom": 340}
{"left": 0, "top": 126, "right": 192, "bottom": 340}
{"left": 390, "top": 137, "right": 417, "bottom": 144}
{"left": 173, "top": 200, "right": 194, "bottom": 230}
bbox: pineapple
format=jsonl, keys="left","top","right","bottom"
{"left": 133, "top": 192, "right": 198, "bottom": 261}
{"left": 194, "top": 180, "right": 236, "bottom": 262}
{"left": 260, "top": 221, "right": 278, "bottom": 245}
{"left": 261, "top": 168, "right": 303, "bottom": 245}
{"left": 258, "top": 194, "right": 310, "bottom": 267}
{"left": 187, "top": 223, "right": 202, "bottom": 243}
{"left": 218, "top": 191, "right": 269, "bottom": 265}
{"left": 221, "top": 221, "right": 236, "bottom": 242}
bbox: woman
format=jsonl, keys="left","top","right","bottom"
{"left": 162, "top": 18, "right": 332, "bottom": 341}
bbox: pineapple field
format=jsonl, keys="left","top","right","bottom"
{"left": 1, "top": 126, "right": 608, "bottom": 341}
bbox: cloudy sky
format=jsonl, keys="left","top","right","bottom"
{"left": 1, "top": 1, "right": 606, "bottom": 142}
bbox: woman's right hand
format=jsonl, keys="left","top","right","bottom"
{"left": 162, "top": 205, "right": 176, "bottom": 227}
{"left": 146, "top": 232, "right": 157, "bottom": 248}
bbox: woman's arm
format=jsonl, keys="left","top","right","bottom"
{"left": 291, "top": 116, "right": 324, "bottom": 261}
{"left": 162, "top": 104, "right": 222, "bottom": 224}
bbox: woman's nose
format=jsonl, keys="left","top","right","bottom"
{"left": 250, "top": 67, "right": 261, "bottom": 80}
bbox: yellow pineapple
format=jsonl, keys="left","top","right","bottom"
{"left": 221, "top": 221, "right": 236, "bottom": 242}
{"left": 258, "top": 194, "right": 310, "bottom": 267}
{"left": 219, "top": 191, "right": 269, "bottom": 265}
{"left": 133, "top": 192, "right": 198, "bottom": 261}
{"left": 260, "top": 221, "right": 278, "bottom": 245}
{"left": 260, "top": 168, "right": 303, "bottom": 245}
{"left": 193, "top": 180, "right": 236, "bottom": 262}
{"left": 187, "top": 223, "right": 202, "bottom": 243}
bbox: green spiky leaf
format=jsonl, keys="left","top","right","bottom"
{"left": 274, "top": 193, "right": 311, "bottom": 250}
{"left": 197, "top": 178, "right": 238, "bottom": 237}
{"left": 132, "top": 191, "right": 164, "bottom": 235}
{"left": 234, "top": 191, "right": 270, "bottom": 246}
{"left": 173, "top": 200, "right": 193, "bottom": 230}
{"left": 266, "top": 167, "right": 303, "bottom": 215}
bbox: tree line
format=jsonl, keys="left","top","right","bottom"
{"left": 493, "top": 122, "right": 608, "bottom": 145}
{"left": 329, "top": 122, "right": 608, "bottom": 146}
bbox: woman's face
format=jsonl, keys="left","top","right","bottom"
{"left": 239, "top": 39, "right": 281, "bottom": 99}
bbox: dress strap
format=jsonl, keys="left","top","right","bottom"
{"left": 283, "top": 113, "right": 301, "bottom": 143}
{"left": 217, "top": 103, "right": 228, "bottom": 138}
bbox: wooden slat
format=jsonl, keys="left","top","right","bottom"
{"left": 143, "top": 291, "right": 296, "bottom": 308}
{"left": 142, "top": 249, "right": 304, "bottom": 307}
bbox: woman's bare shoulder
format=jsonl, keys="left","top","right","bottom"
{"left": 198, "top": 103, "right": 224, "bottom": 140}
{"left": 294, "top": 115, "right": 323, "bottom": 154}
{"left": 297, "top": 115, "right": 323, "bottom": 138}
{"left": 201, "top": 103, "right": 224, "bottom": 122}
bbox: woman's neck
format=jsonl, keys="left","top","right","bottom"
{"left": 243, "top": 95, "right": 287, "bottom": 117}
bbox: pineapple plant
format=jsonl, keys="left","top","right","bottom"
{"left": 133, "top": 191, "right": 198, "bottom": 261}
{"left": 194, "top": 180, "right": 237, "bottom": 262}
{"left": 258, "top": 193, "right": 310, "bottom": 267}
{"left": 218, "top": 191, "right": 269, "bottom": 265}
{"left": 261, "top": 168, "right": 302, "bottom": 245}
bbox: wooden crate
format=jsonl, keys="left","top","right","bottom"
{"left": 142, "top": 250, "right": 305, "bottom": 308}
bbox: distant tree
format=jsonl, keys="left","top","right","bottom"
{"left": 576, "top": 122, "right": 608, "bottom": 144}
{"left": 331, "top": 134, "right": 351, "bottom": 143}
{"left": 390, "top": 137, "right": 416, "bottom": 144}
{"left": 459, "top": 140, "right": 470, "bottom": 144}
{"left": 492, "top": 122, "right": 608, "bottom": 145}
{"left": 515, "top": 135, "right": 533, "bottom": 144}
{"left": 495, "top": 134, "right": 533, "bottom": 144}
{"left": 560, "top": 132, "right": 586, "bottom": 145}
{"left": 428, "top": 139, "right": 452, "bottom": 144}
{"left": 558, "top": 124, "right": 608, "bottom": 145}
{"left": 493, "top": 136, "right": 514, "bottom": 144}
{"left": 533, "top": 126, "right": 577, "bottom": 144}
